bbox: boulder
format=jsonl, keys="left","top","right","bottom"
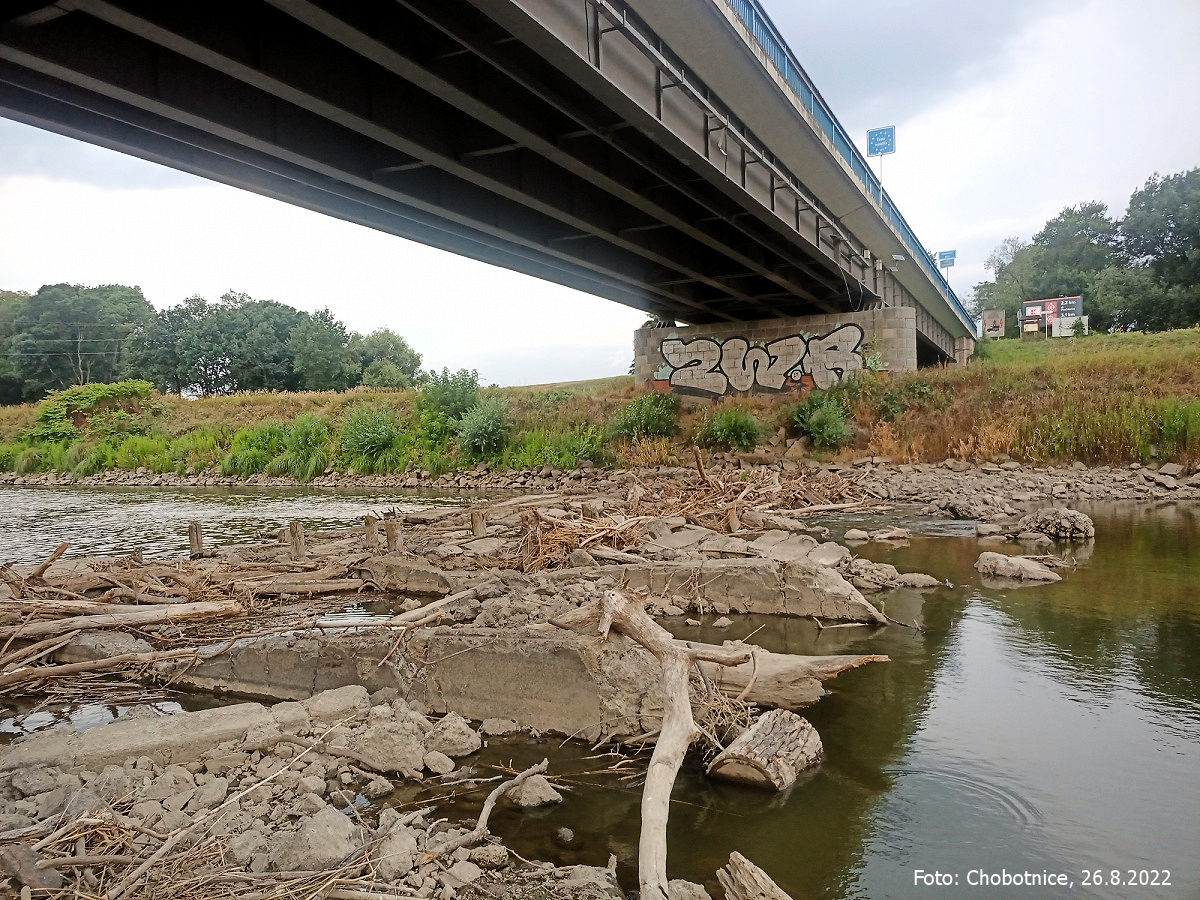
{"left": 353, "top": 721, "right": 426, "bottom": 775}
{"left": 507, "top": 773, "right": 562, "bottom": 808}
{"left": 271, "top": 806, "right": 362, "bottom": 872}
{"left": 424, "top": 712, "right": 481, "bottom": 758}
{"left": 974, "top": 552, "right": 1062, "bottom": 583}
{"left": 1014, "top": 508, "right": 1095, "bottom": 540}
{"left": 375, "top": 826, "right": 419, "bottom": 880}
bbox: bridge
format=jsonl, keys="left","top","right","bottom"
{"left": 0, "top": 0, "right": 976, "bottom": 384}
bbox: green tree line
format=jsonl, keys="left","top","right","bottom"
{"left": 0, "top": 286, "right": 423, "bottom": 404}
{"left": 972, "top": 168, "right": 1200, "bottom": 335}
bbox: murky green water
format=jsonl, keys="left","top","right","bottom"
{"left": 1, "top": 488, "right": 1197, "bottom": 898}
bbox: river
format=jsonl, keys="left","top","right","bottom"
{"left": 1, "top": 486, "right": 1197, "bottom": 898}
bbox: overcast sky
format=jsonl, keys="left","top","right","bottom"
{"left": 2, "top": 0, "right": 1198, "bottom": 384}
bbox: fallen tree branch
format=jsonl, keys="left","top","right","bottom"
{"left": 418, "top": 757, "right": 548, "bottom": 863}
{"left": 0, "top": 599, "right": 243, "bottom": 640}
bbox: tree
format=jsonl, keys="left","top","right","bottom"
{"left": 289, "top": 308, "right": 358, "bottom": 391}
{"left": 1120, "top": 169, "right": 1200, "bottom": 293}
{"left": 4, "top": 283, "right": 154, "bottom": 399}
{"left": 351, "top": 327, "right": 422, "bottom": 387}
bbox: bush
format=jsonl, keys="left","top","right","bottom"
{"left": 699, "top": 407, "right": 762, "bottom": 451}
{"left": 114, "top": 434, "right": 172, "bottom": 472}
{"left": 422, "top": 368, "right": 479, "bottom": 420}
{"left": 14, "top": 446, "right": 43, "bottom": 474}
{"left": 71, "top": 443, "right": 117, "bottom": 479}
{"left": 271, "top": 413, "right": 332, "bottom": 481}
{"left": 795, "top": 391, "right": 851, "bottom": 452}
{"left": 360, "top": 359, "right": 412, "bottom": 389}
{"left": 457, "top": 396, "right": 510, "bottom": 457}
{"left": 27, "top": 380, "right": 157, "bottom": 444}
{"left": 169, "top": 428, "right": 223, "bottom": 472}
{"left": 876, "top": 379, "right": 933, "bottom": 421}
{"left": 500, "top": 425, "right": 610, "bottom": 469}
{"left": 338, "top": 406, "right": 402, "bottom": 473}
{"left": 221, "top": 423, "right": 289, "bottom": 477}
{"left": 0, "top": 442, "right": 25, "bottom": 472}
{"left": 612, "top": 392, "right": 680, "bottom": 440}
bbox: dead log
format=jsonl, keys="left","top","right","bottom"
{"left": 553, "top": 589, "right": 749, "bottom": 900}
{"left": 706, "top": 709, "right": 822, "bottom": 790}
{"left": 686, "top": 642, "right": 889, "bottom": 711}
{"left": 0, "top": 599, "right": 242, "bottom": 640}
{"left": 236, "top": 578, "right": 366, "bottom": 597}
{"left": 554, "top": 613, "right": 887, "bottom": 711}
{"left": 29, "top": 542, "right": 68, "bottom": 581}
{"left": 717, "top": 852, "right": 794, "bottom": 900}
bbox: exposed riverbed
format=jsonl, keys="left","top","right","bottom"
{"left": 1, "top": 486, "right": 1197, "bottom": 898}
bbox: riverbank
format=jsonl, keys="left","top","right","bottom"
{"left": 2, "top": 331, "right": 1200, "bottom": 486}
{"left": 5, "top": 454, "right": 1199, "bottom": 509}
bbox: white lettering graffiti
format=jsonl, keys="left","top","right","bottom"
{"left": 657, "top": 325, "right": 865, "bottom": 395}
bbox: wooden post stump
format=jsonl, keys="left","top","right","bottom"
{"left": 188, "top": 521, "right": 204, "bottom": 557}
{"left": 364, "top": 514, "right": 381, "bottom": 551}
{"left": 706, "top": 709, "right": 822, "bottom": 791}
{"left": 471, "top": 509, "right": 486, "bottom": 538}
{"left": 384, "top": 519, "right": 402, "bottom": 552}
{"left": 288, "top": 521, "right": 307, "bottom": 561}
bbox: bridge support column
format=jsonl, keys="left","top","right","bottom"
{"left": 953, "top": 335, "right": 976, "bottom": 366}
{"left": 634, "top": 307, "right": 916, "bottom": 396}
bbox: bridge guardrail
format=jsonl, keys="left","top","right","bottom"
{"left": 721, "top": 0, "right": 975, "bottom": 334}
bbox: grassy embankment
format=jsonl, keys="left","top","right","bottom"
{"left": 0, "top": 329, "right": 1198, "bottom": 479}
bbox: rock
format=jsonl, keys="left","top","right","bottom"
{"left": 469, "top": 844, "right": 509, "bottom": 869}
{"left": 975, "top": 523, "right": 1002, "bottom": 536}
{"left": 1158, "top": 462, "right": 1184, "bottom": 477}
{"left": 423, "top": 751, "right": 455, "bottom": 775}
{"left": 555, "top": 826, "right": 575, "bottom": 846}
{"left": 869, "top": 526, "right": 910, "bottom": 542}
{"left": 712, "top": 616, "right": 733, "bottom": 628}
{"left": 376, "top": 827, "right": 419, "bottom": 880}
{"left": 843, "top": 528, "right": 870, "bottom": 541}
{"left": 353, "top": 721, "right": 426, "bottom": 775}
{"left": 556, "top": 865, "right": 625, "bottom": 899}
{"left": 974, "top": 552, "right": 1062, "bottom": 583}
{"left": 11, "top": 765, "right": 59, "bottom": 797}
{"left": 893, "top": 572, "right": 942, "bottom": 589}
{"left": 568, "top": 548, "right": 598, "bottom": 568}
{"left": 184, "top": 777, "right": 226, "bottom": 811}
{"left": 1016, "top": 531, "right": 1053, "bottom": 546}
{"left": 660, "top": 604, "right": 685, "bottom": 616}
{"left": 445, "top": 859, "right": 483, "bottom": 887}
{"left": 0, "top": 843, "right": 64, "bottom": 890}
{"left": 669, "top": 880, "right": 714, "bottom": 900}
{"left": 506, "top": 773, "right": 562, "bottom": 808}
{"left": 90, "top": 765, "right": 133, "bottom": 803}
{"left": 685, "top": 617, "right": 701, "bottom": 626}
{"left": 424, "top": 713, "right": 481, "bottom": 758}
{"left": 272, "top": 806, "right": 362, "bottom": 872}
{"left": 805, "top": 542, "right": 850, "bottom": 567}
{"left": 1014, "top": 508, "right": 1095, "bottom": 540}
{"left": 480, "top": 718, "right": 519, "bottom": 737}
{"left": 363, "top": 776, "right": 394, "bottom": 799}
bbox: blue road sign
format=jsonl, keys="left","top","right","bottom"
{"left": 938, "top": 250, "right": 956, "bottom": 268}
{"left": 867, "top": 126, "right": 895, "bottom": 156}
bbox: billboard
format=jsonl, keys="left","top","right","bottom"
{"left": 981, "top": 309, "right": 1005, "bottom": 338}
{"left": 1023, "top": 296, "right": 1082, "bottom": 324}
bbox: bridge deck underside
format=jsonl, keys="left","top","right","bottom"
{"left": 0, "top": 0, "right": 953, "bottom": 352}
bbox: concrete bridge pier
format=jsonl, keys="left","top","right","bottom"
{"left": 634, "top": 307, "right": 927, "bottom": 395}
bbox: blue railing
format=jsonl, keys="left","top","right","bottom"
{"left": 721, "top": 0, "right": 975, "bottom": 333}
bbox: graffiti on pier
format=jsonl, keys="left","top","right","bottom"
{"left": 656, "top": 324, "right": 864, "bottom": 395}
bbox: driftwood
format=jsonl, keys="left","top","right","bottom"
{"left": 288, "top": 521, "right": 307, "bottom": 560}
{"left": 554, "top": 612, "right": 887, "bottom": 711}
{"left": 419, "top": 757, "right": 548, "bottom": 863}
{"left": 717, "top": 852, "right": 794, "bottom": 900}
{"left": 706, "top": 709, "right": 822, "bottom": 790}
{"left": 0, "top": 599, "right": 242, "bottom": 640}
{"left": 554, "top": 589, "right": 750, "bottom": 900}
{"left": 686, "top": 642, "right": 889, "bottom": 710}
